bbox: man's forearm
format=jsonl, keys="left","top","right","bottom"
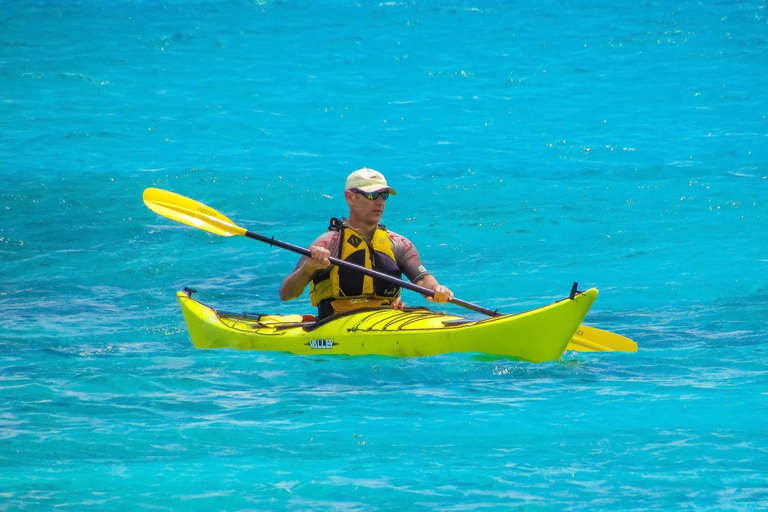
{"left": 279, "top": 264, "right": 314, "bottom": 301}
{"left": 417, "top": 274, "right": 440, "bottom": 292}
{"left": 415, "top": 274, "right": 453, "bottom": 303}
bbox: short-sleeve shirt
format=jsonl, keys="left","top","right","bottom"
{"left": 295, "top": 222, "right": 432, "bottom": 285}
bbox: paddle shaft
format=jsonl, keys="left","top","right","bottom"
{"left": 245, "top": 230, "right": 503, "bottom": 317}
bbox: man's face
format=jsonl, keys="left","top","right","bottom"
{"left": 346, "top": 189, "right": 387, "bottom": 226}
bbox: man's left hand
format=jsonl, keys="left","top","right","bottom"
{"left": 428, "top": 285, "right": 454, "bottom": 303}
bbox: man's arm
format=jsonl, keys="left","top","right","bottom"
{"left": 415, "top": 274, "right": 454, "bottom": 303}
{"left": 391, "top": 233, "right": 454, "bottom": 303}
{"left": 280, "top": 241, "right": 333, "bottom": 301}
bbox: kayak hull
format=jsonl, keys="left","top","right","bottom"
{"left": 177, "top": 288, "right": 598, "bottom": 362}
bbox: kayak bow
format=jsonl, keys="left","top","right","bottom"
{"left": 177, "top": 288, "right": 598, "bottom": 362}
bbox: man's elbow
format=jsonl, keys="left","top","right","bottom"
{"left": 279, "top": 281, "right": 304, "bottom": 302}
{"left": 279, "top": 286, "right": 293, "bottom": 302}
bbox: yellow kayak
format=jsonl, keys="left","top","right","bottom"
{"left": 177, "top": 288, "right": 598, "bottom": 362}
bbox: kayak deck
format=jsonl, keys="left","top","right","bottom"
{"left": 177, "top": 288, "right": 598, "bottom": 362}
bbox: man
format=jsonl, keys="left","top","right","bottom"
{"left": 280, "top": 168, "right": 454, "bottom": 319}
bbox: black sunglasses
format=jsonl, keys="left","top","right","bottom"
{"left": 352, "top": 189, "right": 390, "bottom": 201}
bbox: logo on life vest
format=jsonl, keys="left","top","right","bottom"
{"left": 308, "top": 338, "right": 335, "bottom": 349}
{"left": 346, "top": 234, "right": 363, "bottom": 248}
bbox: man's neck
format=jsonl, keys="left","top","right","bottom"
{"left": 346, "top": 217, "right": 377, "bottom": 239}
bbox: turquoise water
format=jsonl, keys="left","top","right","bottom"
{"left": 2, "top": 0, "right": 768, "bottom": 509}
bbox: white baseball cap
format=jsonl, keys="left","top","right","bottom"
{"left": 345, "top": 168, "right": 397, "bottom": 195}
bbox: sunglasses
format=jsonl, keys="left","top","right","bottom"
{"left": 352, "top": 189, "right": 390, "bottom": 201}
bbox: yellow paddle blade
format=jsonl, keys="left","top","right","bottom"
{"left": 566, "top": 324, "right": 638, "bottom": 353}
{"left": 143, "top": 188, "right": 247, "bottom": 237}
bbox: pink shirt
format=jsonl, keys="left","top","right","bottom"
{"left": 296, "top": 225, "right": 431, "bottom": 284}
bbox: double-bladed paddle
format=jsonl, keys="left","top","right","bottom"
{"left": 143, "top": 187, "right": 637, "bottom": 353}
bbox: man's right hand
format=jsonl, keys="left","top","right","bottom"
{"left": 305, "top": 245, "right": 331, "bottom": 272}
{"left": 280, "top": 245, "right": 331, "bottom": 301}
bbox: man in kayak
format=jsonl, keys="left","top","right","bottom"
{"left": 280, "top": 168, "right": 454, "bottom": 319}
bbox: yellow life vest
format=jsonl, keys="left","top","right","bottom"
{"left": 310, "top": 219, "right": 402, "bottom": 308}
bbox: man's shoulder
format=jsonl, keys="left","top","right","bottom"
{"left": 386, "top": 229, "right": 416, "bottom": 250}
{"left": 311, "top": 230, "right": 340, "bottom": 247}
{"left": 385, "top": 228, "right": 404, "bottom": 239}
{"left": 317, "top": 230, "right": 341, "bottom": 240}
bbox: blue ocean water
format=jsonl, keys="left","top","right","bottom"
{"left": 2, "top": 0, "right": 768, "bottom": 509}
